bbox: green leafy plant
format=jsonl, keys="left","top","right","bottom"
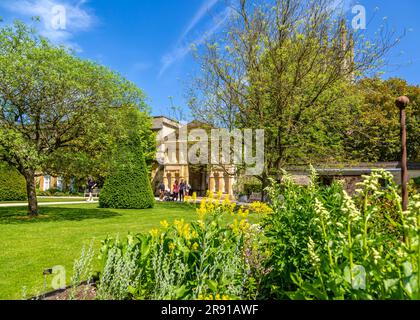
{"left": 263, "top": 169, "right": 420, "bottom": 300}
{"left": 96, "top": 194, "right": 270, "bottom": 300}
{"left": 99, "top": 109, "right": 155, "bottom": 210}
{"left": 0, "top": 165, "right": 27, "bottom": 201}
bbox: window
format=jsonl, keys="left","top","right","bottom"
{"left": 57, "top": 177, "right": 63, "bottom": 191}
{"left": 44, "top": 175, "right": 51, "bottom": 191}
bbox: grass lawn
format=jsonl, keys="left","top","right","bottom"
{"left": 0, "top": 202, "right": 199, "bottom": 300}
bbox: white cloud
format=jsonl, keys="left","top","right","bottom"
{"left": 0, "top": 0, "right": 95, "bottom": 51}
{"left": 159, "top": 5, "right": 232, "bottom": 77}
{"left": 179, "top": 0, "right": 219, "bottom": 41}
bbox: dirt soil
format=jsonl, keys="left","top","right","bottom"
{"left": 40, "top": 284, "right": 97, "bottom": 300}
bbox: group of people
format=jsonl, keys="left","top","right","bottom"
{"left": 158, "top": 179, "right": 191, "bottom": 202}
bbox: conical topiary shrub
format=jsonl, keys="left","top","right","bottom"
{"left": 0, "top": 164, "right": 27, "bottom": 201}
{"left": 99, "top": 110, "right": 155, "bottom": 209}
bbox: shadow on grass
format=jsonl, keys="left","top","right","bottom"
{"left": 0, "top": 206, "right": 121, "bottom": 225}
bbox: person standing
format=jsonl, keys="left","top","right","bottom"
{"left": 173, "top": 180, "right": 180, "bottom": 202}
{"left": 185, "top": 181, "right": 191, "bottom": 197}
{"left": 87, "top": 178, "right": 97, "bottom": 202}
{"left": 179, "top": 179, "right": 186, "bottom": 202}
{"left": 158, "top": 182, "right": 166, "bottom": 201}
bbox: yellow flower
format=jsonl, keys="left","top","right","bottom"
{"left": 182, "top": 223, "right": 192, "bottom": 240}
{"left": 169, "top": 242, "right": 176, "bottom": 251}
{"left": 239, "top": 219, "right": 251, "bottom": 231}
{"left": 191, "top": 230, "right": 199, "bottom": 238}
{"left": 231, "top": 219, "right": 240, "bottom": 234}
{"left": 208, "top": 191, "right": 214, "bottom": 201}
{"left": 222, "top": 196, "right": 236, "bottom": 215}
{"left": 197, "top": 200, "right": 208, "bottom": 221}
{"left": 192, "top": 242, "right": 199, "bottom": 250}
{"left": 174, "top": 219, "right": 185, "bottom": 234}
{"left": 149, "top": 228, "right": 159, "bottom": 237}
{"left": 198, "top": 220, "right": 205, "bottom": 230}
{"left": 249, "top": 202, "right": 274, "bottom": 215}
{"left": 217, "top": 191, "right": 223, "bottom": 201}
{"left": 160, "top": 220, "right": 169, "bottom": 230}
{"left": 237, "top": 207, "right": 249, "bottom": 219}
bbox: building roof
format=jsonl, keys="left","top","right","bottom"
{"left": 288, "top": 162, "right": 420, "bottom": 176}
{"left": 152, "top": 116, "right": 181, "bottom": 131}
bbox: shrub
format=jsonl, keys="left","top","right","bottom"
{"left": 99, "top": 110, "right": 155, "bottom": 210}
{"left": 0, "top": 165, "right": 27, "bottom": 201}
{"left": 262, "top": 168, "right": 420, "bottom": 300}
{"left": 243, "top": 183, "right": 263, "bottom": 197}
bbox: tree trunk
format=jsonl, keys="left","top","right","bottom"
{"left": 24, "top": 170, "right": 39, "bottom": 216}
{"left": 261, "top": 170, "right": 268, "bottom": 202}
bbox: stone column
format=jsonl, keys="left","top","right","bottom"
{"left": 218, "top": 174, "right": 225, "bottom": 194}
{"left": 227, "top": 176, "right": 234, "bottom": 198}
{"left": 170, "top": 172, "right": 177, "bottom": 191}
{"left": 184, "top": 166, "right": 190, "bottom": 187}
{"left": 209, "top": 173, "right": 216, "bottom": 193}
{"left": 163, "top": 173, "right": 169, "bottom": 190}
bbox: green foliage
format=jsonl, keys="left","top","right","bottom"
{"left": 243, "top": 183, "right": 263, "bottom": 196}
{"left": 99, "top": 109, "right": 155, "bottom": 210}
{"left": 0, "top": 21, "right": 154, "bottom": 214}
{"left": 189, "top": 0, "right": 401, "bottom": 179}
{"left": 346, "top": 78, "right": 420, "bottom": 162}
{"left": 96, "top": 198, "right": 269, "bottom": 300}
{"left": 0, "top": 164, "right": 27, "bottom": 201}
{"left": 263, "top": 169, "right": 420, "bottom": 300}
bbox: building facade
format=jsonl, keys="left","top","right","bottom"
{"left": 288, "top": 162, "right": 420, "bottom": 194}
{"left": 151, "top": 116, "right": 236, "bottom": 198}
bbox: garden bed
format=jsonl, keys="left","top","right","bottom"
{"left": 32, "top": 282, "right": 97, "bottom": 301}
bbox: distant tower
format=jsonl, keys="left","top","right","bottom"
{"left": 339, "top": 20, "right": 355, "bottom": 81}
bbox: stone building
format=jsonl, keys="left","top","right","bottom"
{"left": 151, "top": 116, "right": 236, "bottom": 198}
{"left": 288, "top": 162, "right": 420, "bottom": 194}
{"left": 37, "top": 175, "right": 64, "bottom": 192}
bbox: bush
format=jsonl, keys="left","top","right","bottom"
{"left": 0, "top": 165, "right": 27, "bottom": 201}
{"left": 243, "top": 183, "right": 263, "bottom": 197}
{"left": 99, "top": 109, "right": 155, "bottom": 210}
{"left": 262, "top": 168, "right": 420, "bottom": 300}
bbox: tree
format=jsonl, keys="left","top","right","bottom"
{"left": 0, "top": 21, "right": 151, "bottom": 216}
{"left": 345, "top": 78, "right": 420, "bottom": 162}
{"left": 99, "top": 108, "right": 155, "bottom": 210}
{"left": 188, "top": 0, "right": 400, "bottom": 196}
{"left": 46, "top": 106, "right": 156, "bottom": 190}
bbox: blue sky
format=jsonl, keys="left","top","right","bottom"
{"left": 0, "top": 0, "right": 419, "bottom": 117}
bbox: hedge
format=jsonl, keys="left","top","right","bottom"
{"left": 0, "top": 165, "right": 27, "bottom": 201}
{"left": 99, "top": 110, "right": 155, "bottom": 210}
